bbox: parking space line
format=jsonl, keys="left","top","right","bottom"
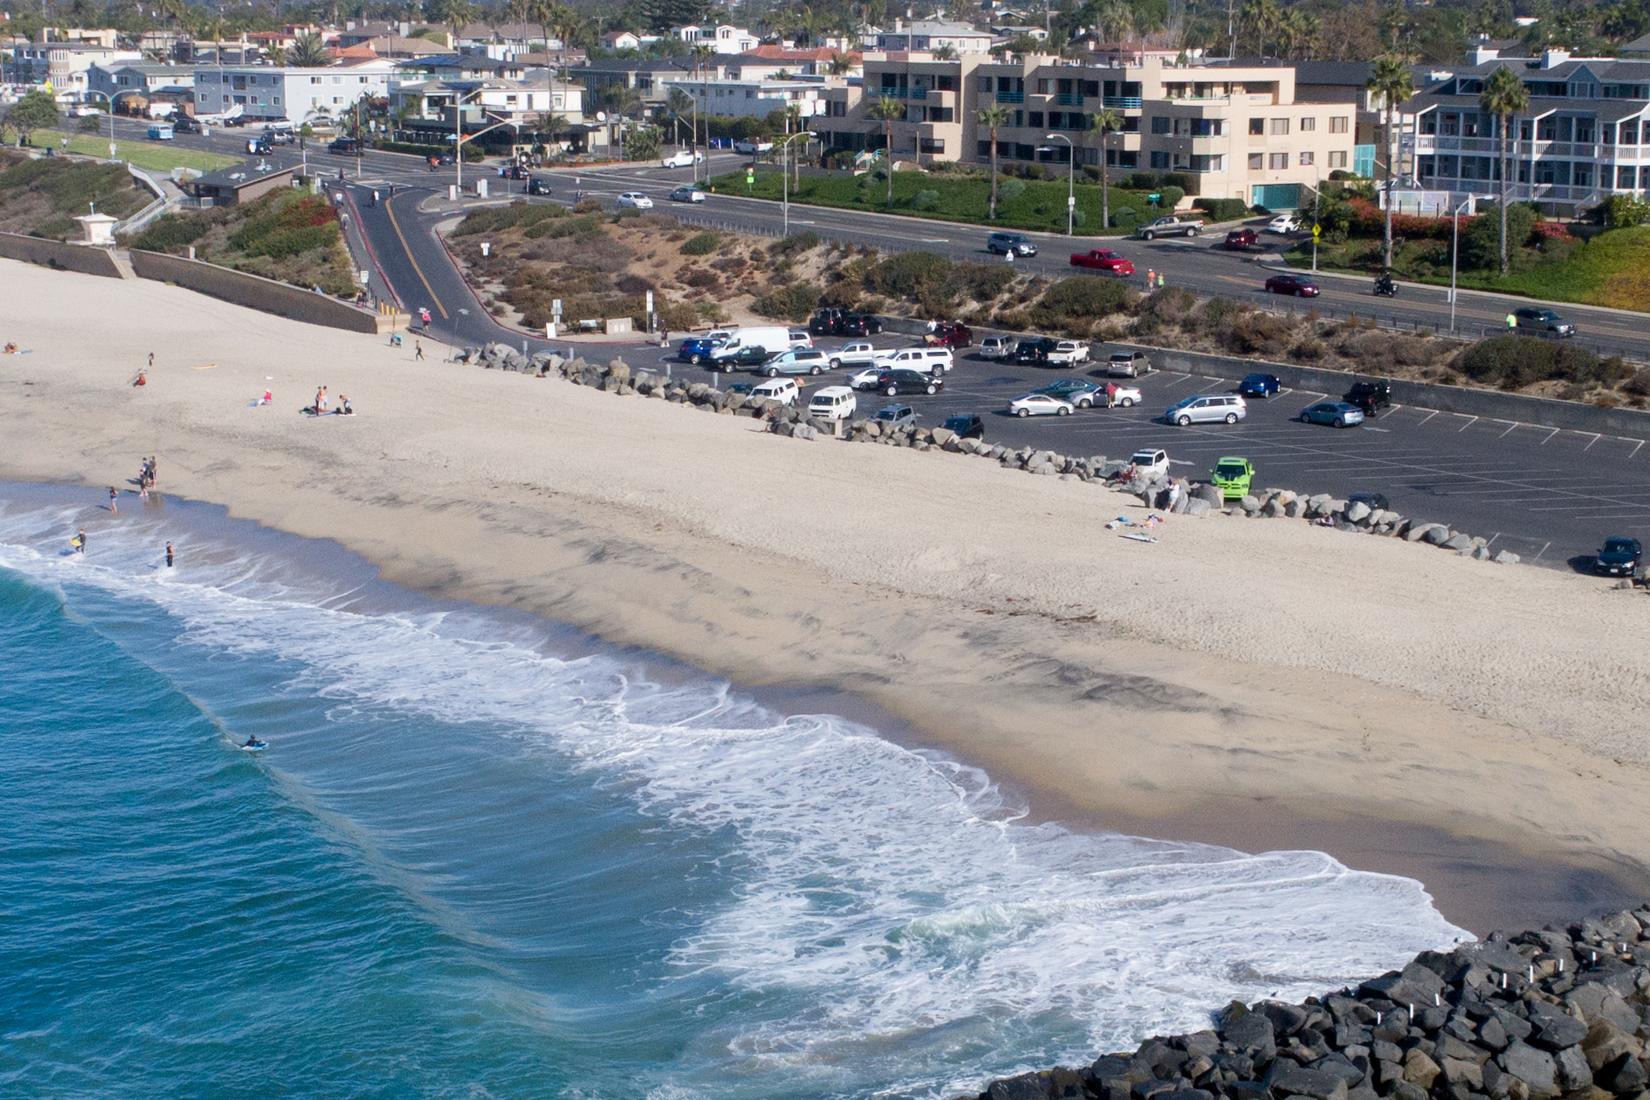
{"left": 1581, "top": 432, "right": 1602, "bottom": 451}
{"left": 1498, "top": 422, "right": 1521, "bottom": 438}
{"left": 1538, "top": 428, "right": 1560, "bottom": 444}
{"left": 1415, "top": 410, "right": 1439, "bottom": 426}
{"left": 1455, "top": 415, "right": 1479, "bottom": 432}
{"left": 1530, "top": 541, "right": 1552, "bottom": 561}
{"left": 1631, "top": 440, "right": 1646, "bottom": 460}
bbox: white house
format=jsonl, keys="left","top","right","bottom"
{"left": 872, "top": 20, "right": 995, "bottom": 54}
{"left": 673, "top": 24, "right": 761, "bottom": 54}
{"left": 601, "top": 30, "right": 642, "bottom": 51}
{"left": 659, "top": 75, "right": 833, "bottom": 119}
{"left": 87, "top": 61, "right": 194, "bottom": 105}
{"left": 192, "top": 60, "right": 398, "bottom": 122}
{"left": 393, "top": 76, "right": 586, "bottom": 125}
{"left": 10, "top": 41, "right": 141, "bottom": 93}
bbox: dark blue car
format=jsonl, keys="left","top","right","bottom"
{"left": 677, "top": 336, "right": 723, "bottom": 365}
{"left": 1238, "top": 373, "right": 1280, "bottom": 398}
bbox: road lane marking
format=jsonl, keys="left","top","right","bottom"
{"left": 384, "top": 195, "right": 448, "bottom": 321}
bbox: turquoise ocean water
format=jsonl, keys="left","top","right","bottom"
{"left": 0, "top": 488, "right": 1466, "bottom": 1099}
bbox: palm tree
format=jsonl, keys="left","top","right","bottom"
{"left": 1088, "top": 107, "right": 1121, "bottom": 230}
{"left": 868, "top": 95, "right": 904, "bottom": 208}
{"left": 931, "top": 42, "right": 958, "bottom": 59}
{"left": 427, "top": 0, "right": 479, "bottom": 50}
{"left": 825, "top": 51, "right": 853, "bottom": 76}
{"left": 1480, "top": 66, "right": 1530, "bottom": 276}
{"left": 284, "top": 30, "right": 330, "bottom": 65}
{"left": 1366, "top": 54, "right": 1414, "bottom": 270}
{"left": 978, "top": 103, "right": 1011, "bottom": 218}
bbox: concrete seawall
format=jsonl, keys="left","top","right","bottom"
{"left": 0, "top": 233, "right": 123, "bottom": 279}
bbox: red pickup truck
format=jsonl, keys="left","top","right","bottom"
{"left": 1068, "top": 248, "right": 1136, "bottom": 276}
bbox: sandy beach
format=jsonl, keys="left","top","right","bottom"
{"left": 5, "top": 257, "right": 1648, "bottom": 933}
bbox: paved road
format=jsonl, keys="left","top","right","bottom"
{"left": 104, "top": 119, "right": 1650, "bottom": 564}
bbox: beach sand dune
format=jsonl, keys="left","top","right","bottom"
{"left": 4, "top": 259, "right": 1647, "bottom": 931}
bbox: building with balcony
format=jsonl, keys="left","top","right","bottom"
{"left": 87, "top": 61, "right": 194, "bottom": 106}
{"left": 1404, "top": 48, "right": 1650, "bottom": 213}
{"left": 873, "top": 20, "right": 994, "bottom": 55}
{"left": 10, "top": 41, "right": 141, "bottom": 93}
{"left": 817, "top": 53, "right": 1357, "bottom": 209}
{"left": 659, "top": 74, "right": 836, "bottom": 119}
{"left": 191, "top": 61, "right": 399, "bottom": 122}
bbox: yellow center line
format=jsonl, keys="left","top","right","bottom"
{"left": 384, "top": 194, "right": 449, "bottom": 321}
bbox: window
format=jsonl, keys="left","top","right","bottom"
{"left": 1299, "top": 151, "right": 1313, "bottom": 166}
{"left": 1299, "top": 117, "right": 1314, "bottom": 132}
{"left": 1028, "top": 111, "right": 1044, "bottom": 127}
{"left": 1329, "top": 150, "right": 1347, "bottom": 168}
{"left": 1036, "top": 78, "right": 1051, "bottom": 94}
{"left": 1269, "top": 152, "right": 1287, "bottom": 169}
{"left": 1150, "top": 116, "right": 1171, "bottom": 134}
{"left": 1269, "top": 117, "right": 1289, "bottom": 135}
{"left": 1150, "top": 150, "right": 1169, "bottom": 168}
{"left": 1248, "top": 152, "right": 1263, "bottom": 170}
{"left": 1249, "top": 117, "right": 1263, "bottom": 135}
{"left": 1330, "top": 116, "right": 1348, "bottom": 133}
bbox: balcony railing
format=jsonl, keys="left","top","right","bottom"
{"left": 996, "top": 90, "right": 1024, "bottom": 103}
{"left": 877, "top": 86, "right": 927, "bottom": 100}
{"left": 1102, "top": 95, "right": 1142, "bottom": 109}
{"left": 1054, "top": 92, "right": 1083, "bottom": 106}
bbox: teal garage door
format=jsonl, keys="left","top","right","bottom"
{"left": 1251, "top": 183, "right": 1302, "bottom": 210}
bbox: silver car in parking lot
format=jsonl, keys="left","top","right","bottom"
{"left": 1164, "top": 393, "right": 1247, "bottom": 426}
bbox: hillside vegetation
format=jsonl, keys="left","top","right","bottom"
{"left": 124, "top": 190, "right": 357, "bottom": 296}
{"left": 0, "top": 150, "right": 148, "bottom": 239}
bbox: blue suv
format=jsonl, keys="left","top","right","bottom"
{"left": 1238, "top": 372, "right": 1280, "bottom": 398}
{"left": 677, "top": 336, "right": 723, "bottom": 365}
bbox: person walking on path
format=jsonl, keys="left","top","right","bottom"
{"left": 415, "top": 339, "right": 424, "bottom": 361}
{"left": 1156, "top": 272, "right": 1166, "bottom": 290}
{"left": 108, "top": 487, "right": 118, "bottom": 513}
{"left": 147, "top": 352, "right": 154, "bottom": 370}
{"left": 165, "top": 541, "right": 174, "bottom": 568}
{"left": 1505, "top": 312, "right": 1517, "bottom": 330}
{"left": 1146, "top": 268, "right": 1156, "bottom": 289}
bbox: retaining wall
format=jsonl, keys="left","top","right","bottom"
{"left": 128, "top": 250, "right": 386, "bottom": 334}
{"left": 880, "top": 317, "right": 1650, "bottom": 438}
{"left": 0, "top": 233, "right": 124, "bottom": 278}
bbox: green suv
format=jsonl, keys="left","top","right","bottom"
{"left": 1211, "top": 457, "right": 1255, "bottom": 500}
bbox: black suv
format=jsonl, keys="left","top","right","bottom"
{"left": 527, "top": 177, "right": 552, "bottom": 195}
{"left": 172, "top": 115, "right": 204, "bottom": 134}
{"left": 726, "top": 345, "right": 773, "bottom": 368}
{"left": 1012, "top": 337, "right": 1058, "bottom": 365}
{"left": 876, "top": 369, "right": 941, "bottom": 396}
{"left": 328, "top": 137, "right": 362, "bottom": 155}
{"left": 942, "top": 413, "right": 985, "bottom": 440}
{"left": 838, "top": 313, "right": 883, "bottom": 337}
{"left": 809, "top": 307, "right": 845, "bottom": 335}
{"left": 1595, "top": 536, "right": 1643, "bottom": 577}
{"left": 1343, "top": 379, "right": 1392, "bottom": 416}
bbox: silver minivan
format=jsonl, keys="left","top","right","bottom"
{"left": 1165, "top": 393, "right": 1247, "bottom": 426}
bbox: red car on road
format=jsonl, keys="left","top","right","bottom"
{"left": 1068, "top": 248, "right": 1136, "bottom": 276}
{"left": 1223, "top": 228, "right": 1258, "bottom": 250}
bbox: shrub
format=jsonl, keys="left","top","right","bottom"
{"left": 1458, "top": 203, "right": 1538, "bottom": 271}
{"left": 1154, "top": 185, "right": 1184, "bottom": 210}
{"left": 1030, "top": 277, "right": 1135, "bottom": 330}
{"left": 126, "top": 212, "right": 212, "bottom": 252}
{"left": 770, "top": 230, "right": 820, "bottom": 256}
{"left": 1455, "top": 335, "right": 1631, "bottom": 389}
{"left": 681, "top": 231, "right": 721, "bottom": 255}
{"left": 912, "top": 189, "right": 940, "bottom": 211}
{"left": 1192, "top": 198, "right": 1248, "bottom": 222}
{"left": 997, "top": 177, "right": 1026, "bottom": 204}
{"left": 752, "top": 281, "right": 821, "bottom": 320}
{"left": 865, "top": 251, "right": 954, "bottom": 299}
{"left": 1216, "top": 310, "right": 1293, "bottom": 355}
{"left": 954, "top": 262, "right": 1015, "bottom": 302}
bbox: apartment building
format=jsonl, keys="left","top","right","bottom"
{"left": 10, "top": 41, "right": 141, "bottom": 93}
{"left": 1404, "top": 48, "right": 1650, "bottom": 212}
{"left": 87, "top": 61, "right": 194, "bottom": 104}
{"left": 659, "top": 75, "right": 834, "bottom": 119}
{"left": 872, "top": 20, "right": 995, "bottom": 55}
{"left": 817, "top": 52, "right": 1357, "bottom": 209}
{"left": 192, "top": 60, "right": 398, "bottom": 121}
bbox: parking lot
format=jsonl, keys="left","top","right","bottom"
{"left": 608, "top": 332, "right": 1650, "bottom": 567}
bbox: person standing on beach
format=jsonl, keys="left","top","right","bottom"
{"left": 415, "top": 339, "right": 424, "bottom": 361}
{"left": 147, "top": 352, "right": 154, "bottom": 371}
{"left": 108, "top": 487, "right": 118, "bottom": 513}
{"left": 165, "top": 541, "right": 174, "bottom": 568}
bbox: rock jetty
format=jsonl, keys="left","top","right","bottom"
{"left": 968, "top": 905, "right": 1650, "bottom": 1100}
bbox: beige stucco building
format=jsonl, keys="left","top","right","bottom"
{"left": 818, "top": 52, "right": 1359, "bottom": 209}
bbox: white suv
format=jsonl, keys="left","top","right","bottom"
{"left": 873, "top": 347, "right": 953, "bottom": 375}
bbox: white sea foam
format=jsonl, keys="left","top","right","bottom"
{"left": 0, "top": 502, "right": 1471, "bottom": 1098}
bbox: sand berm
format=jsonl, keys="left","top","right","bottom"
{"left": 4, "top": 258, "right": 1648, "bottom": 932}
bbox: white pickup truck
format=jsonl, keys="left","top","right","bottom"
{"left": 1135, "top": 214, "right": 1204, "bottom": 240}
{"left": 1047, "top": 340, "right": 1090, "bottom": 366}
{"left": 826, "top": 340, "right": 896, "bottom": 369}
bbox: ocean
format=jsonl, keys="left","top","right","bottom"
{"left": 0, "top": 485, "right": 1467, "bottom": 1099}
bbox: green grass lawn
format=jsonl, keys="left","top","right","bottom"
{"left": 708, "top": 166, "right": 1163, "bottom": 237}
{"left": 32, "top": 130, "right": 237, "bottom": 175}
{"left": 1288, "top": 226, "right": 1650, "bottom": 313}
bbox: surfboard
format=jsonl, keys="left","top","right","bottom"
{"left": 239, "top": 740, "right": 268, "bottom": 753}
{"left": 1119, "top": 532, "right": 1159, "bottom": 543}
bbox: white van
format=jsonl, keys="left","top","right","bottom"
{"left": 710, "top": 325, "right": 794, "bottom": 365}
{"left": 750, "top": 377, "right": 799, "bottom": 406}
{"left": 807, "top": 385, "right": 856, "bottom": 421}
{"left": 873, "top": 347, "right": 954, "bottom": 375}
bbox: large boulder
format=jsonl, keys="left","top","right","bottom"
{"left": 1442, "top": 532, "right": 1475, "bottom": 552}
{"left": 931, "top": 426, "right": 956, "bottom": 449}
{"left": 1497, "top": 1042, "right": 1558, "bottom": 1098}
{"left": 1264, "top": 1063, "right": 1348, "bottom": 1100}
{"left": 1193, "top": 482, "right": 1224, "bottom": 507}
{"left": 1344, "top": 500, "right": 1371, "bottom": 524}
{"left": 1526, "top": 1004, "right": 1588, "bottom": 1052}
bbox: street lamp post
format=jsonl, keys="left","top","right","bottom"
{"left": 1449, "top": 193, "right": 1493, "bottom": 333}
{"left": 81, "top": 90, "right": 117, "bottom": 159}
{"left": 779, "top": 129, "right": 815, "bottom": 236}
{"left": 1044, "top": 131, "right": 1075, "bottom": 235}
{"left": 1311, "top": 166, "right": 1321, "bottom": 273}
{"left": 453, "top": 89, "right": 516, "bottom": 200}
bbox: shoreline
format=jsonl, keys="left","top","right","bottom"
{"left": 4, "top": 259, "right": 1649, "bottom": 937}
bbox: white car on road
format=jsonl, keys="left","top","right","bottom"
{"left": 616, "top": 191, "right": 654, "bottom": 209}
{"left": 668, "top": 185, "right": 706, "bottom": 203}
{"left": 734, "top": 138, "right": 775, "bottom": 154}
{"left": 1264, "top": 214, "right": 1300, "bottom": 234}
{"left": 1009, "top": 393, "right": 1075, "bottom": 418}
{"left": 660, "top": 150, "right": 704, "bottom": 169}
{"left": 827, "top": 341, "right": 893, "bottom": 369}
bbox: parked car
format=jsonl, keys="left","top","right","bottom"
{"left": 1300, "top": 400, "right": 1366, "bottom": 428}
{"left": 1009, "top": 393, "right": 1075, "bottom": 417}
{"left": 1165, "top": 393, "right": 1246, "bottom": 426}
{"left": 660, "top": 149, "right": 704, "bottom": 168}
{"left": 761, "top": 348, "right": 829, "bottom": 376}
{"left": 1264, "top": 214, "right": 1301, "bottom": 233}
{"left": 1210, "top": 457, "right": 1255, "bottom": 500}
{"left": 826, "top": 341, "right": 891, "bottom": 369}
{"left": 837, "top": 313, "right": 883, "bottom": 337}
{"left": 616, "top": 191, "right": 653, "bottom": 209}
{"left": 1343, "top": 379, "right": 1392, "bottom": 416}
{"left": 847, "top": 365, "right": 887, "bottom": 390}
{"left": 328, "top": 137, "right": 362, "bottom": 155}
{"left": 1223, "top": 228, "right": 1258, "bottom": 250}
{"left": 677, "top": 336, "right": 726, "bottom": 365}
{"left": 1105, "top": 383, "right": 1143, "bottom": 407}
{"left": 877, "top": 369, "right": 942, "bottom": 396}
{"left": 1048, "top": 340, "right": 1090, "bottom": 365}
{"left": 1012, "top": 337, "right": 1059, "bottom": 366}
{"left": 1034, "top": 378, "right": 1104, "bottom": 406}
{"left": 1136, "top": 214, "right": 1203, "bottom": 240}
{"left": 1103, "top": 351, "right": 1152, "bottom": 378}
{"left": 750, "top": 377, "right": 799, "bottom": 405}
{"left": 786, "top": 329, "right": 814, "bottom": 349}
{"left": 874, "top": 403, "right": 918, "bottom": 430}
{"left": 808, "top": 385, "right": 857, "bottom": 421}
{"left": 1238, "top": 372, "right": 1280, "bottom": 398}
{"left": 1069, "top": 248, "right": 1135, "bottom": 275}
{"left": 1347, "top": 491, "right": 1390, "bottom": 511}
{"left": 1129, "top": 448, "right": 1170, "bottom": 480}
{"left": 528, "top": 176, "right": 553, "bottom": 196}
{"left": 668, "top": 185, "right": 706, "bottom": 203}
{"left": 942, "top": 413, "right": 985, "bottom": 440}
{"left": 986, "top": 231, "right": 1037, "bottom": 256}
{"left": 808, "top": 308, "right": 845, "bottom": 335}
{"left": 1264, "top": 273, "right": 1320, "bottom": 296}
{"left": 977, "top": 335, "right": 1013, "bottom": 360}
{"left": 874, "top": 347, "right": 953, "bottom": 375}
{"left": 733, "top": 138, "right": 774, "bottom": 154}
{"left": 725, "top": 345, "right": 775, "bottom": 369}
{"left": 1513, "top": 307, "right": 1576, "bottom": 337}
{"left": 1594, "top": 536, "right": 1643, "bottom": 576}
{"left": 925, "top": 321, "right": 973, "bottom": 348}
